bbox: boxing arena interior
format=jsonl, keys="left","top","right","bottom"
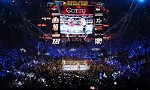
{"left": 0, "top": 0, "right": 150, "bottom": 90}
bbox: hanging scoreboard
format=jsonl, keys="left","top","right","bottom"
{"left": 45, "top": 1, "right": 108, "bottom": 45}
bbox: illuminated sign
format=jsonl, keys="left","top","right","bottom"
{"left": 95, "top": 17, "right": 103, "bottom": 25}
{"left": 95, "top": 13, "right": 103, "bottom": 16}
{"left": 52, "top": 24, "right": 59, "bottom": 30}
{"left": 51, "top": 13, "right": 60, "bottom": 16}
{"left": 52, "top": 34, "right": 60, "bottom": 37}
{"left": 52, "top": 17, "right": 59, "bottom": 23}
{"left": 37, "top": 24, "right": 47, "bottom": 27}
{"left": 52, "top": 39, "right": 60, "bottom": 44}
{"left": 94, "top": 26, "right": 103, "bottom": 30}
{"left": 96, "top": 18, "right": 102, "bottom": 24}
{"left": 66, "top": 7, "right": 86, "bottom": 14}
{"left": 42, "top": 17, "right": 51, "bottom": 20}
{"left": 103, "top": 24, "right": 109, "bottom": 27}
{"left": 96, "top": 8, "right": 101, "bottom": 11}
{"left": 95, "top": 38, "right": 103, "bottom": 45}
{"left": 51, "top": 6, "right": 58, "bottom": 10}
{"left": 63, "top": 1, "right": 88, "bottom": 6}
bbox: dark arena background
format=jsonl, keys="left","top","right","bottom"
{"left": 0, "top": 0, "right": 150, "bottom": 90}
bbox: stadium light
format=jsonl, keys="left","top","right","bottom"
{"left": 139, "top": 0, "right": 145, "bottom": 2}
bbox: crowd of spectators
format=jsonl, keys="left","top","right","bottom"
{"left": 0, "top": 37, "right": 150, "bottom": 90}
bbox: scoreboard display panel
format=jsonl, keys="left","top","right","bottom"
{"left": 40, "top": 0, "right": 108, "bottom": 45}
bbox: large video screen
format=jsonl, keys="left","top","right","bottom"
{"left": 60, "top": 6, "right": 94, "bottom": 34}
{"left": 45, "top": 1, "right": 106, "bottom": 44}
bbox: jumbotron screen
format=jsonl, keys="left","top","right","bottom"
{"left": 60, "top": 6, "right": 94, "bottom": 35}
